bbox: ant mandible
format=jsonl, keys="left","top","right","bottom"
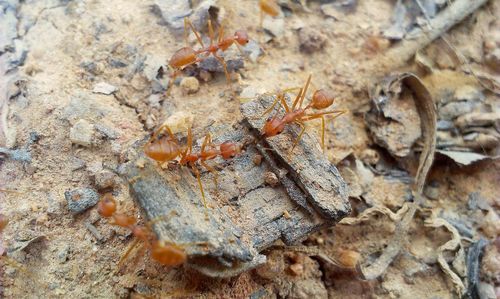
{"left": 143, "top": 125, "right": 242, "bottom": 208}
{"left": 169, "top": 17, "right": 250, "bottom": 83}
{"left": 97, "top": 194, "right": 187, "bottom": 267}
{"left": 261, "top": 74, "right": 347, "bottom": 152}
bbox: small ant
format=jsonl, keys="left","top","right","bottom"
{"left": 143, "top": 125, "right": 242, "bottom": 208}
{"left": 0, "top": 213, "right": 8, "bottom": 233}
{"left": 169, "top": 17, "right": 250, "bottom": 83}
{"left": 97, "top": 194, "right": 187, "bottom": 267}
{"left": 261, "top": 74, "right": 347, "bottom": 152}
{"left": 259, "top": 0, "right": 280, "bottom": 29}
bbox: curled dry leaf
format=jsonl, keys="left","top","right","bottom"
{"left": 341, "top": 73, "right": 437, "bottom": 282}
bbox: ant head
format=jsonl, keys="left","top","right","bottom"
{"left": 220, "top": 141, "right": 241, "bottom": 159}
{"left": 235, "top": 30, "right": 249, "bottom": 45}
{"left": 310, "top": 89, "right": 334, "bottom": 110}
{"left": 0, "top": 213, "right": 8, "bottom": 232}
{"left": 97, "top": 194, "right": 117, "bottom": 218}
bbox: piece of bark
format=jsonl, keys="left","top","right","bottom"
{"left": 120, "top": 120, "right": 350, "bottom": 277}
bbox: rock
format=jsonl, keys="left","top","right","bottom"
{"left": 242, "top": 40, "right": 263, "bottom": 63}
{"left": 255, "top": 251, "right": 285, "bottom": 280}
{"left": 58, "top": 246, "right": 71, "bottom": 263}
{"left": 94, "top": 123, "right": 120, "bottom": 140}
{"left": 240, "top": 85, "right": 264, "bottom": 100}
{"left": 290, "top": 279, "right": 327, "bottom": 299}
{"left": 151, "top": 0, "right": 191, "bottom": 32}
{"left": 264, "top": 171, "right": 279, "bottom": 187}
{"left": 162, "top": 111, "right": 194, "bottom": 134}
{"left": 47, "top": 192, "right": 64, "bottom": 215}
{"left": 478, "top": 282, "right": 496, "bottom": 299}
{"left": 7, "top": 39, "right": 28, "bottom": 71}
{"left": 298, "top": 27, "right": 327, "bottom": 54}
{"left": 263, "top": 17, "right": 284, "bottom": 38}
{"left": 180, "top": 76, "right": 200, "bottom": 94}
{"left": 94, "top": 170, "right": 117, "bottom": 190}
{"left": 64, "top": 188, "right": 100, "bottom": 214}
{"left": 454, "top": 85, "right": 485, "bottom": 102}
{"left": 424, "top": 183, "right": 439, "bottom": 200}
{"left": 198, "top": 55, "right": 244, "bottom": 74}
{"left": 92, "top": 82, "right": 118, "bottom": 95}
{"left": 359, "top": 148, "right": 379, "bottom": 165}
{"left": 70, "top": 119, "right": 95, "bottom": 147}
{"left": 439, "top": 101, "right": 480, "bottom": 120}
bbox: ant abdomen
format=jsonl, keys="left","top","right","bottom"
{"left": 310, "top": 89, "right": 335, "bottom": 110}
{"left": 97, "top": 194, "right": 117, "bottom": 218}
{"left": 169, "top": 47, "right": 197, "bottom": 69}
{"left": 260, "top": 0, "right": 280, "bottom": 17}
{"left": 151, "top": 241, "right": 187, "bottom": 266}
{"left": 220, "top": 141, "right": 241, "bottom": 159}
{"left": 144, "top": 139, "right": 182, "bottom": 163}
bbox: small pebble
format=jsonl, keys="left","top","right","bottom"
{"left": 92, "top": 82, "right": 117, "bottom": 95}
{"left": 264, "top": 171, "right": 279, "bottom": 186}
{"left": 424, "top": 185, "right": 439, "bottom": 200}
{"left": 359, "top": 148, "right": 379, "bottom": 165}
{"left": 64, "top": 188, "right": 100, "bottom": 214}
{"left": 70, "top": 119, "right": 95, "bottom": 147}
{"left": 94, "top": 170, "right": 117, "bottom": 190}
{"left": 180, "top": 76, "right": 200, "bottom": 94}
{"left": 298, "top": 27, "right": 327, "bottom": 54}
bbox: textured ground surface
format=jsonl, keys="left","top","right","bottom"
{"left": 1, "top": 0, "right": 499, "bottom": 298}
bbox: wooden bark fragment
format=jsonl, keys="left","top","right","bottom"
{"left": 120, "top": 99, "right": 350, "bottom": 277}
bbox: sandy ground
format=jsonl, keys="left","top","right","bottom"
{"left": 1, "top": 0, "right": 499, "bottom": 298}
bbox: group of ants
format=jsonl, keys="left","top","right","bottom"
{"left": 0, "top": 0, "right": 347, "bottom": 273}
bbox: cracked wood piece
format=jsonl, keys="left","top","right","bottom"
{"left": 240, "top": 94, "right": 351, "bottom": 220}
{"left": 120, "top": 122, "right": 347, "bottom": 277}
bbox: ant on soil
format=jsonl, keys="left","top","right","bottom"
{"left": 169, "top": 17, "right": 250, "bottom": 84}
{"left": 261, "top": 74, "right": 347, "bottom": 152}
{"left": 143, "top": 125, "right": 242, "bottom": 208}
{"left": 97, "top": 194, "right": 188, "bottom": 267}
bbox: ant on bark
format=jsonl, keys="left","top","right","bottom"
{"left": 97, "top": 194, "right": 188, "bottom": 267}
{"left": 169, "top": 17, "right": 250, "bottom": 83}
{"left": 143, "top": 125, "right": 242, "bottom": 208}
{"left": 261, "top": 74, "right": 347, "bottom": 152}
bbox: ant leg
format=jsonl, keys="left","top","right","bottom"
{"left": 208, "top": 19, "right": 215, "bottom": 46}
{"left": 185, "top": 17, "right": 204, "bottom": 48}
{"left": 301, "top": 110, "right": 346, "bottom": 150}
{"left": 295, "top": 74, "right": 312, "bottom": 110}
{"left": 261, "top": 94, "right": 282, "bottom": 116}
{"left": 213, "top": 53, "right": 231, "bottom": 84}
{"left": 117, "top": 238, "right": 141, "bottom": 269}
{"left": 291, "top": 88, "right": 304, "bottom": 111}
{"left": 290, "top": 121, "right": 306, "bottom": 153}
{"left": 191, "top": 164, "right": 207, "bottom": 209}
{"left": 218, "top": 19, "right": 226, "bottom": 44}
{"left": 201, "top": 161, "right": 218, "bottom": 188}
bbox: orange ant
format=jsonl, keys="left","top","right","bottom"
{"left": 97, "top": 194, "right": 187, "bottom": 267}
{"left": 143, "top": 125, "right": 242, "bottom": 208}
{"left": 261, "top": 74, "right": 347, "bottom": 152}
{"left": 259, "top": 0, "right": 280, "bottom": 29}
{"left": 168, "top": 17, "right": 250, "bottom": 83}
